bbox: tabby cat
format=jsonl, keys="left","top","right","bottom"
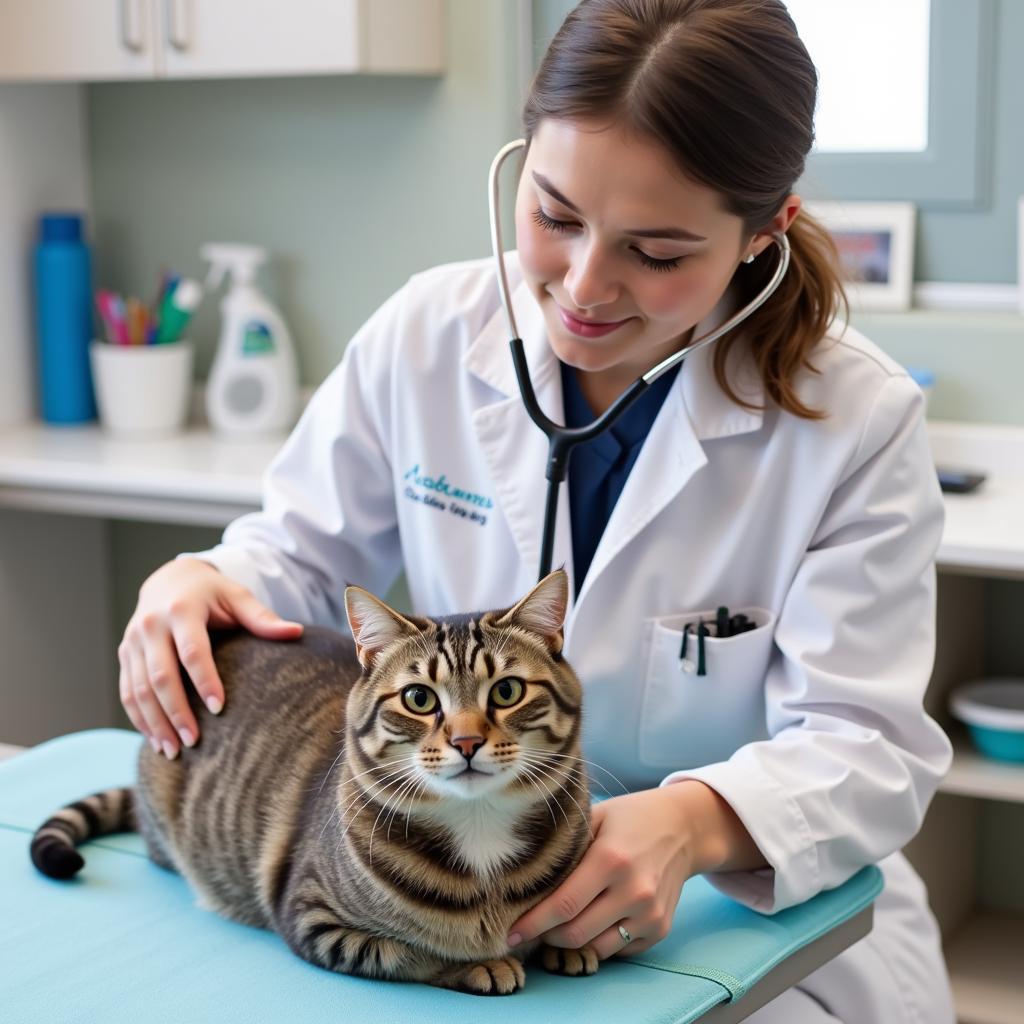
{"left": 30, "top": 569, "right": 599, "bottom": 995}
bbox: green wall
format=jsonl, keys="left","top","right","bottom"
{"left": 87, "top": 0, "right": 523, "bottom": 386}
{"left": 849, "top": 311, "right": 1021, "bottom": 425}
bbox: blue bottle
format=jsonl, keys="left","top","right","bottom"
{"left": 34, "top": 212, "right": 96, "bottom": 423}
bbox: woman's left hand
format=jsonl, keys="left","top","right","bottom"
{"left": 506, "top": 784, "right": 707, "bottom": 959}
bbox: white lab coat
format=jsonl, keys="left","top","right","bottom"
{"left": 185, "top": 254, "right": 955, "bottom": 1023}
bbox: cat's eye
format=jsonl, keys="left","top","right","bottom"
{"left": 489, "top": 677, "right": 525, "bottom": 708}
{"left": 401, "top": 685, "right": 438, "bottom": 715}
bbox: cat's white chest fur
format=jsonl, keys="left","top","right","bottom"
{"left": 425, "top": 797, "right": 529, "bottom": 878}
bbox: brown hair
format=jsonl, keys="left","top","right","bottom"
{"left": 523, "top": 0, "right": 850, "bottom": 420}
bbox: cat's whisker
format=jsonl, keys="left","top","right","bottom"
{"left": 517, "top": 752, "right": 588, "bottom": 797}
{"left": 526, "top": 750, "right": 630, "bottom": 797}
{"left": 376, "top": 770, "right": 423, "bottom": 847}
{"left": 511, "top": 761, "right": 560, "bottom": 830}
{"left": 320, "top": 755, "right": 416, "bottom": 836}
{"left": 512, "top": 753, "right": 569, "bottom": 806}
{"left": 336, "top": 752, "right": 419, "bottom": 791}
{"left": 336, "top": 771, "right": 415, "bottom": 853}
{"left": 368, "top": 770, "right": 419, "bottom": 865}
{"left": 321, "top": 757, "right": 421, "bottom": 842}
{"left": 383, "top": 768, "right": 432, "bottom": 844}
{"left": 544, "top": 765, "right": 614, "bottom": 802}
{"left": 383, "top": 771, "right": 423, "bottom": 843}
{"left": 403, "top": 775, "right": 433, "bottom": 843}
{"left": 515, "top": 755, "right": 594, "bottom": 842}
{"left": 333, "top": 758, "right": 422, "bottom": 825}
{"left": 315, "top": 741, "right": 349, "bottom": 797}
{"left": 518, "top": 752, "right": 597, "bottom": 805}
{"left": 311, "top": 749, "right": 413, "bottom": 800}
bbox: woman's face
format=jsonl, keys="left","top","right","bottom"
{"left": 514, "top": 118, "right": 792, "bottom": 391}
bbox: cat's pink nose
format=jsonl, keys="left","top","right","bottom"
{"left": 450, "top": 735, "right": 485, "bottom": 759}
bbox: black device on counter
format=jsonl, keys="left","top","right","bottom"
{"left": 936, "top": 466, "right": 987, "bottom": 494}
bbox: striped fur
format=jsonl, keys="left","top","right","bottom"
{"left": 29, "top": 573, "right": 597, "bottom": 995}
{"left": 30, "top": 787, "right": 136, "bottom": 879}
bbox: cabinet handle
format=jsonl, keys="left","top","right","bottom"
{"left": 119, "top": 0, "right": 144, "bottom": 53}
{"left": 164, "top": 0, "right": 189, "bottom": 52}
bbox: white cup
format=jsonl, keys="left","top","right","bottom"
{"left": 89, "top": 340, "right": 194, "bottom": 438}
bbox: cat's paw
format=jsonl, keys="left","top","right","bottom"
{"left": 537, "top": 941, "right": 600, "bottom": 976}
{"left": 431, "top": 955, "right": 526, "bottom": 995}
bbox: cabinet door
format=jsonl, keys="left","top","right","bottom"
{"left": 0, "top": 0, "right": 157, "bottom": 82}
{"left": 155, "top": 0, "right": 443, "bottom": 78}
{"left": 156, "top": 0, "right": 361, "bottom": 78}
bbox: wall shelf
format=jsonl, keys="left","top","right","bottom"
{"left": 941, "top": 739, "right": 1024, "bottom": 804}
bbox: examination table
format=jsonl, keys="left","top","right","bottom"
{"left": 0, "top": 729, "right": 881, "bottom": 1022}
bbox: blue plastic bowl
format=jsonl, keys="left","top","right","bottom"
{"left": 950, "top": 679, "right": 1024, "bottom": 764}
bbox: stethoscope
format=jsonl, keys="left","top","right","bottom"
{"left": 488, "top": 138, "right": 791, "bottom": 583}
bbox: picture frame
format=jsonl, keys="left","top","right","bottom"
{"left": 1018, "top": 196, "right": 1024, "bottom": 316}
{"left": 802, "top": 200, "right": 916, "bottom": 312}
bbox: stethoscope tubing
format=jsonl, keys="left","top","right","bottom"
{"left": 488, "top": 138, "right": 791, "bottom": 582}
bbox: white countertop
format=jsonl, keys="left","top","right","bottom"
{"left": 926, "top": 421, "right": 1024, "bottom": 577}
{"left": 0, "top": 418, "right": 1021, "bottom": 576}
{"left": 0, "top": 422, "right": 280, "bottom": 526}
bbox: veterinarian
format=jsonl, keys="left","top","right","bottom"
{"left": 117, "top": 2, "right": 954, "bottom": 1020}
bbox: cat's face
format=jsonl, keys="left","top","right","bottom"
{"left": 343, "top": 571, "right": 582, "bottom": 804}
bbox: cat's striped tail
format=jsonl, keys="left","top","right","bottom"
{"left": 30, "top": 788, "right": 137, "bottom": 880}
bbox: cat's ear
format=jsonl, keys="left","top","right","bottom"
{"left": 492, "top": 568, "right": 568, "bottom": 655}
{"left": 344, "top": 586, "right": 424, "bottom": 672}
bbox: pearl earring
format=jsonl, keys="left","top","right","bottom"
{"left": 743, "top": 252, "right": 756, "bottom": 264}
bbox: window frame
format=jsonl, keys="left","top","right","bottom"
{"left": 799, "top": 0, "right": 996, "bottom": 208}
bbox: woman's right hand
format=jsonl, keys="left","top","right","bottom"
{"left": 119, "top": 557, "right": 303, "bottom": 759}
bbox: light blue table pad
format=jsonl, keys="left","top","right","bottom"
{"left": 0, "top": 729, "right": 882, "bottom": 1023}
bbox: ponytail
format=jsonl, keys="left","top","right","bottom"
{"left": 713, "top": 211, "right": 850, "bottom": 420}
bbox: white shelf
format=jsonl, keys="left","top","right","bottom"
{"left": 941, "top": 740, "right": 1024, "bottom": 803}
{"left": 0, "top": 422, "right": 278, "bottom": 526}
{"left": 928, "top": 421, "right": 1024, "bottom": 579}
{"left": 945, "top": 911, "right": 1024, "bottom": 1024}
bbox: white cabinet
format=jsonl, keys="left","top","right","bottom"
{"left": 0, "top": 0, "right": 444, "bottom": 82}
{"left": 0, "top": 1, "right": 157, "bottom": 81}
{"left": 156, "top": 0, "right": 444, "bottom": 79}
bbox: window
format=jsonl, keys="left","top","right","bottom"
{"left": 785, "top": 0, "right": 930, "bottom": 154}
{"left": 795, "top": 0, "right": 993, "bottom": 206}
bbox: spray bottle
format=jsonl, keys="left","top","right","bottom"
{"left": 202, "top": 243, "right": 299, "bottom": 437}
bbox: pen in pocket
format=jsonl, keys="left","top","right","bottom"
{"left": 678, "top": 606, "right": 758, "bottom": 676}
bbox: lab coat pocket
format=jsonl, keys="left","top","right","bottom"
{"left": 638, "top": 607, "right": 776, "bottom": 769}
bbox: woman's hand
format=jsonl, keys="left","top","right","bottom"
{"left": 118, "top": 557, "right": 303, "bottom": 759}
{"left": 506, "top": 783, "right": 722, "bottom": 960}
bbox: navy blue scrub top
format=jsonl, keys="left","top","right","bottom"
{"left": 559, "top": 359, "right": 682, "bottom": 597}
